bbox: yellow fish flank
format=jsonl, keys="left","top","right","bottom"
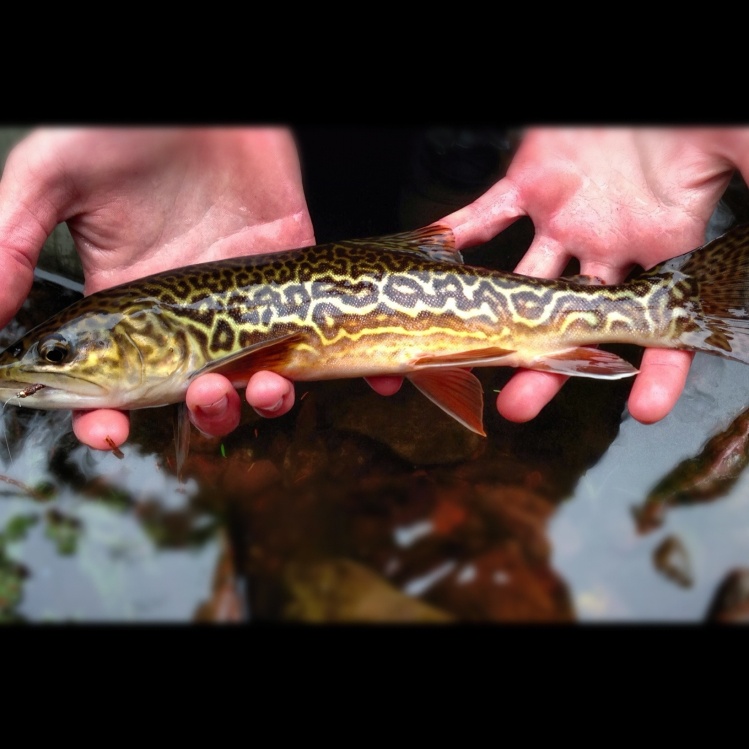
{"left": 2, "top": 223, "right": 749, "bottom": 436}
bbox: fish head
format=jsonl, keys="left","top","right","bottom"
{"left": 0, "top": 295, "right": 191, "bottom": 410}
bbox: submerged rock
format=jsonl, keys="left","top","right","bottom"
{"left": 653, "top": 535, "right": 693, "bottom": 588}
{"left": 705, "top": 568, "right": 749, "bottom": 622}
{"left": 194, "top": 531, "right": 244, "bottom": 623}
{"left": 283, "top": 558, "right": 453, "bottom": 623}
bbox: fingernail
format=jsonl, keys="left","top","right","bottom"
{"left": 195, "top": 395, "right": 228, "bottom": 417}
{"left": 263, "top": 397, "right": 284, "bottom": 413}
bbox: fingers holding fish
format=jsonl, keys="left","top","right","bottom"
{"left": 244, "top": 371, "right": 296, "bottom": 419}
{"left": 364, "top": 375, "right": 404, "bottom": 397}
{"left": 497, "top": 350, "right": 693, "bottom": 426}
{"left": 627, "top": 349, "right": 693, "bottom": 424}
{"left": 72, "top": 408, "right": 130, "bottom": 450}
{"left": 495, "top": 370, "right": 568, "bottom": 423}
{"left": 186, "top": 374, "right": 242, "bottom": 436}
{"left": 493, "top": 238, "right": 623, "bottom": 424}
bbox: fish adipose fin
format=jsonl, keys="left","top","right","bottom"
{"left": 651, "top": 223, "right": 749, "bottom": 364}
{"left": 408, "top": 368, "right": 486, "bottom": 436}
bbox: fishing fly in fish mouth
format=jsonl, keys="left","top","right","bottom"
{"left": 1, "top": 222, "right": 749, "bottom": 437}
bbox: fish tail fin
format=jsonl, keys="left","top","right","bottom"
{"left": 652, "top": 223, "right": 749, "bottom": 363}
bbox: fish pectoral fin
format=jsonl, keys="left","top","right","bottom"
{"left": 174, "top": 401, "right": 191, "bottom": 482}
{"left": 407, "top": 368, "right": 486, "bottom": 436}
{"left": 530, "top": 347, "right": 639, "bottom": 379}
{"left": 190, "top": 332, "right": 306, "bottom": 382}
{"left": 412, "top": 346, "right": 516, "bottom": 368}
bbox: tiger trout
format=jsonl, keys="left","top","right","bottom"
{"left": 1, "top": 222, "right": 749, "bottom": 437}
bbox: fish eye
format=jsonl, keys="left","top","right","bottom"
{"left": 39, "top": 335, "right": 70, "bottom": 364}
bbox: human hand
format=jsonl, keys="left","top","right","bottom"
{"left": 438, "top": 127, "right": 744, "bottom": 424}
{"left": 0, "top": 127, "right": 315, "bottom": 449}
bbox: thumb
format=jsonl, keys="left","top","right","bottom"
{"left": 0, "top": 137, "right": 67, "bottom": 328}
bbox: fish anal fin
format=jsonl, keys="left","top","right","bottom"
{"left": 530, "top": 347, "right": 639, "bottom": 379}
{"left": 408, "top": 368, "right": 486, "bottom": 436}
{"left": 192, "top": 332, "right": 305, "bottom": 383}
{"left": 413, "top": 346, "right": 516, "bottom": 369}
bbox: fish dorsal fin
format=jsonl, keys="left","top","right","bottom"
{"left": 529, "top": 347, "right": 639, "bottom": 379}
{"left": 190, "top": 332, "right": 306, "bottom": 384}
{"left": 407, "top": 368, "right": 486, "bottom": 436}
{"left": 412, "top": 346, "right": 516, "bottom": 369}
{"left": 371, "top": 224, "right": 463, "bottom": 264}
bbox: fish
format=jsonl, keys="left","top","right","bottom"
{"left": 2, "top": 222, "right": 749, "bottom": 438}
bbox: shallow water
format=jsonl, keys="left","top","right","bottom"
{"left": 551, "top": 355, "right": 749, "bottom": 621}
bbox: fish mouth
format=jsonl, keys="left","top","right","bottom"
{"left": 10, "top": 382, "right": 46, "bottom": 399}
{"left": 0, "top": 373, "right": 107, "bottom": 408}
{"left": 0, "top": 377, "right": 45, "bottom": 394}
{"left": 0, "top": 381, "right": 52, "bottom": 407}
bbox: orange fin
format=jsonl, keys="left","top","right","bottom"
{"left": 408, "top": 368, "right": 486, "bottom": 436}
{"left": 190, "top": 333, "right": 305, "bottom": 384}
{"left": 530, "top": 347, "right": 639, "bottom": 379}
{"left": 367, "top": 224, "right": 463, "bottom": 264}
{"left": 413, "top": 346, "right": 516, "bottom": 369}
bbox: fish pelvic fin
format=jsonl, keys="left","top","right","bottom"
{"left": 651, "top": 223, "right": 749, "bottom": 364}
{"left": 413, "top": 346, "right": 516, "bottom": 368}
{"left": 174, "top": 401, "right": 191, "bottom": 482}
{"left": 407, "top": 368, "right": 486, "bottom": 436}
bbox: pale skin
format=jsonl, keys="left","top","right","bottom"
{"left": 0, "top": 127, "right": 315, "bottom": 447}
{"left": 1, "top": 126, "right": 747, "bottom": 450}
{"left": 441, "top": 127, "right": 746, "bottom": 423}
